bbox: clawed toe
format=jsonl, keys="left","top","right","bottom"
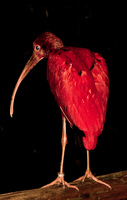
{"left": 75, "top": 170, "right": 111, "bottom": 189}
{"left": 64, "top": 180, "right": 79, "bottom": 191}
{"left": 41, "top": 173, "right": 79, "bottom": 191}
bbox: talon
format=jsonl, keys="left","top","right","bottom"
{"left": 82, "top": 178, "right": 85, "bottom": 183}
{"left": 63, "top": 185, "right": 66, "bottom": 190}
{"left": 41, "top": 175, "right": 79, "bottom": 191}
{"left": 75, "top": 170, "right": 111, "bottom": 189}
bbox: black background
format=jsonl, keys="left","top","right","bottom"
{"left": 0, "top": 1, "right": 126, "bottom": 194}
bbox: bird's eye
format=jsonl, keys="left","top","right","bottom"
{"left": 36, "top": 46, "right": 40, "bottom": 50}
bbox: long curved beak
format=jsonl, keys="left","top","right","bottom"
{"left": 10, "top": 55, "right": 44, "bottom": 117}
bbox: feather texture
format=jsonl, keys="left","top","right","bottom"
{"left": 47, "top": 47, "right": 109, "bottom": 150}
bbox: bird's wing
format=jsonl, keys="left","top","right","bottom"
{"left": 47, "top": 48, "right": 109, "bottom": 149}
{"left": 58, "top": 47, "right": 109, "bottom": 119}
{"left": 64, "top": 47, "right": 95, "bottom": 70}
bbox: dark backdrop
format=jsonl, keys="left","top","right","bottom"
{"left": 0, "top": 1, "right": 126, "bottom": 194}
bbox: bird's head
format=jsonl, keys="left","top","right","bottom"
{"left": 10, "top": 32, "right": 64, "bottom": 117}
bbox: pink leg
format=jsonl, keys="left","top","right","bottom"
{"left": 42, "top": 117, "right": 79, "bottom": 191}
{"left": 75, "top": 150, "right": 111, "bottom": 189}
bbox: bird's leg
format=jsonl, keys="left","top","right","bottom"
{"left": 75, "top": 150, "right": 111, "bottom": 189}
{"left": 59, "top": 116, "right": 68, "bottom": 176}
{"left": 41, "top": 117, "right": 79, "bottom": 191}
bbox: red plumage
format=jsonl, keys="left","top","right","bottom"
{"left": 10, "top": 32, "right": 111, "bottom": 190}
{"left": 47, "top": 47, "right": 109, "bottom": 150}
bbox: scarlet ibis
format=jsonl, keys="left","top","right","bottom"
{"left": 10, "top": 32, "right": 111, "bottom": 191}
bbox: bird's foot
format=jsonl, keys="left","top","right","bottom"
{"left": 75, "top": 170, "right": 111, "bottom": 189}
{"left": 41, "top": 173, "right": 79, "bottom": 191}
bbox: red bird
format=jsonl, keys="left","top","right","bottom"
{"left": 10, "top": 32, "right": 111, "bottom": 191}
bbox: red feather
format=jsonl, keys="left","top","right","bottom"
{"left": 10, "top": 32, "right": 111, "bottom": 189}
{"left": 47, "top": 47, "right": 109, "bottom": 150}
